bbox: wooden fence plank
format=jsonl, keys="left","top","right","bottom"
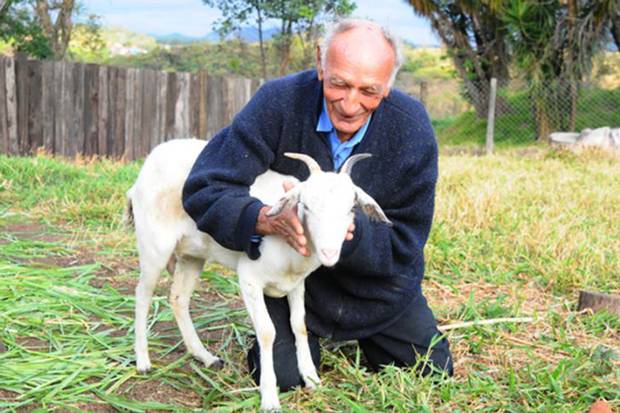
{"left": 27, "top": 60, "right": 43, "bottom": 154}
{"left": 133, "top": 68, "right": 144, "bottom": 158}
{"left": 0, "top": 57, "right": 8, "bottom": 154}
{"left": 174, "top": 72, "right": 190, "bottom": 139}
{"left": 189, "top": 72, "right": 199, "bottom": 139}
{"left": 54, "top": 60, "right": 65, "bottom": 155}
{"left": 15, "top": 54, "right": 29, "bottom": 155}
{"left": 156, "top": 71, "right": 167, "bottom": 145}
{"left": 58, "top": 61, "right": 73, "bottom": 157}
{"left": 198, "top": 71, "right": 208, "bottom": 140}
{"left": 4, "top": 57, "right": 18, "bottom": 155}
{"left": 220, "top": 77, "right": 237, "bottom": 127}
{"left": 165, "top": 72, "right": 177, "bottom": 141}
{"left": 83, "top": 64, "right": 98, "bottom": 156}
{"left": 105, "top": 67, "right": 119, "bottom": 158}
{"left": 124, "top": 68, "right": 136, "bottom": 160}
{"left": 114, "top": 67, "right": 127, "bottom": 159}
{"left": 205, "top": 75, "right": 223, "bottom": 140}
{"left": 97, "top": 65, "right": 109, "bottom": 157}
{"left": 41, "top": 59, "right": 56, "bottom": 154}
{"left": 69, "top": 62, "right": 85, "bottom": 157}
{"left": 150, "top": 70, "right": 161, "bottom": 151}
{"left": 141, "top": 69, "right": 156, "bottom": 156}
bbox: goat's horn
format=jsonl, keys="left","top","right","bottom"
{"left": 340, "top": 153, "right": 372, "bottom": 175}
{"left": 284, "top": 152, "right": 322, "bottom": 174}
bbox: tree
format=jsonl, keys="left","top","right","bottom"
{"left": 612, "top": 12, "right": 620, "bottom": 50}
{"left": 0, "top": 0, "right": 53, "bottom": 58}
{"left": 404, "top": 0, "right": 512, "bottom": 117}
{"left": 34, "top": 0, "right": 76, "bottom": 59}
{"left": 503, "top": 0, "right": 618, "bottom": 139}
{"left": 203, "top": 0, "right": 355, "bottom": 78}
{"left": 68, "top": 14, "right": 107, "bottom": 62}
{"left": 203, "top": 0, "right": 270, "bottom": 78}
{"left": 266, "top": 0, "right": 355, "bottom": 75}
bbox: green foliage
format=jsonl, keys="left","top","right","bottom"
{"left": 202, "top": 0, "right": 355, "bottom": 75}
{"left": 0, "top": 155, "right": 140, "bottom": 228}
{"left": 68, "top": 15, "right": 108, "bottom": 62}
{"left": 434, "top": 84, "right": 620, "bottom": 147}
{"left": 0, "top": 1, "right": 53, "bottom": 58}
{"left": 400, "top": 46, "right": 456, "bottom": 80}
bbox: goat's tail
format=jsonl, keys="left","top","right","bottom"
{"left": 123, "top": 188, "right": 135, "bottom": 228}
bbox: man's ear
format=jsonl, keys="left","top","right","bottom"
{"left": 316, "top": 45, "right": 323, "bottom": 81}
{"left": 266, "top": 185, "right": 302, "bottom": 216}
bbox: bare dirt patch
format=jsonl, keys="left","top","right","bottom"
{"left": 0, "top": 222, "right": 66, "bottom": 244}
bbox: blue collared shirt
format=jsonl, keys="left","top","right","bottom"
{"left": 316, "top": 99, "right": 371, "bottom": 170}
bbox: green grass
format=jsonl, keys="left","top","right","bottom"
{"left": 434, "top": 86, "right": 620, "bottom": 148}
{"left": 0, "top": 150, "right": 618, "bottom": 411}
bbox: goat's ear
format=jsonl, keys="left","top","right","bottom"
{"left": 354, "top": 187, "right": 392, "bottom": 226}
{"left": 266, "top": 185, "right": 302, "bottom": 216}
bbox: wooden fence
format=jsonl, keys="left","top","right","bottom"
{"left": 0, "top": 54, "right": 262, "bottom": 160}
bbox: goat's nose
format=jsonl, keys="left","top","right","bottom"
{"left": 321, "top": 248, "right": 338, "bottom": 260}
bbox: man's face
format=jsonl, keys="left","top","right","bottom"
{"left": 317, "top": 27, "right": 395, "bottom": 141}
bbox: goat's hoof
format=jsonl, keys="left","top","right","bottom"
{"left": 303, "top": 373, "right": 321, "bottom": 390}
{"left": 260, "top": 407, "right": 282, "bottom": 413}
{"left": 209, "top": 358, "right": 225, "bottom": 370}
{"left": 136, "top": 362, "right": 152, "bottom": 374}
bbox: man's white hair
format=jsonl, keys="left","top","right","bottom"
{"left": 319, "top": 18, "right": 403, "bottom": 88}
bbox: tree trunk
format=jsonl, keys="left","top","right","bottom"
{"left": 34, "top": 0, "right": 75, "bottom": 59}
{"left": 611, "top": 13, "right": 620, "bottom": 51}
{"left": 566, "top": 0, "right": 578, "bottom": 131}
{"left": 533, "top": 95, "right": 552, "bottom": 141}
{"left": 255, "top": 3, "right": 267, "bottom": 79}
{"left": 278, "top": 20, "right": 293, "bottom": 76}
{"left": 0, "top": 0, "right": 13, "bottom": 18}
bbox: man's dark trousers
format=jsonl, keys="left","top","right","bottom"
{"left": 247, "top": 293, "right": 454, "bottom": 389}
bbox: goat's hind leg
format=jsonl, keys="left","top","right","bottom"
{"left": 170, "top": 255, "right": 223, "bottom": 368}
{"left": 135, "top": 258, "right": 167, "bottom": 373}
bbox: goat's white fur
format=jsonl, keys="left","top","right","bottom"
{"left": 127, "top": 138, "right": 390, "bottom": 411}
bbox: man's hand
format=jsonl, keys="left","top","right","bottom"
{"left": 255, "top": 181, "right": 309, "bottom": 256}
{"left": 255, "top": 181, "right": 356, "bottom": 257}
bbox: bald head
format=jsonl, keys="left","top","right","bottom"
{"left": 319, "top": 19, "right": 402, "bottom": 88}
{"left": 316, "top": 19, "right": 402, "bottom": 142}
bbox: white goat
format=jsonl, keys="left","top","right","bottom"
{"left": 126, "top": 138, "right": 390, "bottom": 411}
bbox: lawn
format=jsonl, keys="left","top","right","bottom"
{"left": 0, "top": 147, "right": 618, "bottom": 412}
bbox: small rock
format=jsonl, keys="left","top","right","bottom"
{"left": 588, "top": 400, "right": 613, "bottom": 413}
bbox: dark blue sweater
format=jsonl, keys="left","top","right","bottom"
{"left": 182, "top": 70, "right": 438, "bottom": 340}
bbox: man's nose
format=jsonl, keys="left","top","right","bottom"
{"left": 340, "top": 89, "right": 361, "bottom": 115}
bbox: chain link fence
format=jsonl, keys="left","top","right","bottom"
{"left": 396, "top": 73, "right": 620, "bottom": 147}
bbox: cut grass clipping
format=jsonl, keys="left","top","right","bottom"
{"left": 0, "top": 148, "right": 618, "bottom": 412}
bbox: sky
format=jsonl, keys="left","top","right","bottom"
{"left": 81, "top": 0, "right": 440, "bottom": 46}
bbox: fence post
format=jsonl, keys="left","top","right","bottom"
{"left": 4, "top": 57, "right": 18, "bottom": 155}
{"left": 486, "top": 78, "right": 497, "bottom": 155}
{"left": 419, "top": 81, "right": 428, "bottom": 107}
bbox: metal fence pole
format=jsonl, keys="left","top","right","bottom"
{"left": 486, "top": 78, "right": 497, "bottom": 155}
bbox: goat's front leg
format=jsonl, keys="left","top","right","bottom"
{"left": 238, "top": 273, "right": 280, "bottom": 412}
{"left": 287, "top": 282, "right": 320, "bottom": 389}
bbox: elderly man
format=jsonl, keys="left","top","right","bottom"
{"left": 182, "top": 18, "right": 453, "bottom": 388}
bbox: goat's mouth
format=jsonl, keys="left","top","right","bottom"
{"left": 318, "top": 248, "right": 340, "bottom": 267}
